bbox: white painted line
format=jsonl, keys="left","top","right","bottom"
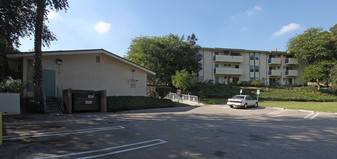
{"left": 310, "top": 113, "right": 320, "bottom": 120}
{"left": 268, "top": 109, "right": 287, "bottom": 115}
{"left": 38, "top": 139, "right": 167, "bottom": 159}
{"left": 4, "top": 117, "right": 105, "bottom": 126}
{"left": 3, "top": 126, "right": 124, "bottom": 140}
{"left": 304, "top": 112, "right": 315, "bottom": 119}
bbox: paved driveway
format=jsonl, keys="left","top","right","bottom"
{"left": 1, "top": 105, "right": 337, "bottom": 159}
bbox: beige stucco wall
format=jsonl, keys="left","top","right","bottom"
{"left": 23, "top": 53, "right": 148, "bottom": 96}
{"left": 198, "top": 48, "right": 305, "bottom": 85}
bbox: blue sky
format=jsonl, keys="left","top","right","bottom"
{"left": 19, "top": 0, "right": 337, "bottom": 57}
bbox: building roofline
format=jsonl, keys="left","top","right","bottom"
{"left": 8, "top": 49, "right": 156, "bottom": 75}
{"left": 201, "top": 47, "right": 287, "bottom": 54}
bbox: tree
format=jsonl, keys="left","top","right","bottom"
{"left": 172, "top": 69, "right": 195, "bottom": 93}
{"left": 330, "top": 64, "right": 337, "bottom": 93}
{"left": 287, "top": 26, "right": 337, "bottom": 90}
{"left": 33, "top": 0, "right": 68, "bottom": 109}
{"left": 126, "top": 33, "right": 201, "bottom": 85}
{"left": 300, "top": 61, "right": 335, "bottom": 90}
{"left": 287, "top": 28, "right": 334, "bottom": 65}
{"left": 0, "top": 0, "right": 35, "bottom": 79}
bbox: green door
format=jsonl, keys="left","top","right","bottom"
{"left": 42, "top": 70, "right": 56, "bottom": 97}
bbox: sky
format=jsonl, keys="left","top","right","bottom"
{"left": 19, "top": 0, "right": 337, "bottom": 57}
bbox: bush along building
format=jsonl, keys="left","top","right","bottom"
{"left": 197, "top": 47, "right": 306, "bottom": 86}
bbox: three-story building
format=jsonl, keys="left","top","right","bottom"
{"left": 198, "top": 47, "right": 306, "bottom": 85}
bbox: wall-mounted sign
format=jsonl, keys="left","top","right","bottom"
{"left": 85, "top": 100, "right": 93, "bottom": 104}
{"left": 88, "top": 95, "right": 94, "bottom": 99}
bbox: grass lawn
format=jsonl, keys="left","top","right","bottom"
{"left": 201, "top": 98, "right": 337, "bottom": 113}
{"left": 259, "top": 101, "right": 337, "bottom": 113}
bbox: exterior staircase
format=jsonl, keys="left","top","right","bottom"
{"left": 45, "top": 97, "right": 62, "bottom": 113}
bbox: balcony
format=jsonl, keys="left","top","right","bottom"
{"left": 268, "top": 70, "right": 281, "bottom": 76}
{"left": 215, "top": 55, "right": 243, "bottom": 63}
{"left": 285, "top": 70, "right": 298, "bottom": 76}
{"left": 285, "top": 58, "right": 298, "bottom": 65}
{"left": 215, "top": 68, "right": 243, "bottom": 75}
{"left": 268, "top": 58, "right": 281, "bottom": 65}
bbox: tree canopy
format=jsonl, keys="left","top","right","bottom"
{"left": 172, "top": 69, "right": 195, "bottom": 93}
{"left": 126, "top": 33, "right": 201, "bottom": 85}
{"left": 287, "top": 25, "right": 337, "bottom": 90}
{"left": 287, "top": 28, "right": 335, "bottom": 65}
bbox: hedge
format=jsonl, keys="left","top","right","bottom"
{"left": 107, "top": 96, "right": 187, "bottom": 112}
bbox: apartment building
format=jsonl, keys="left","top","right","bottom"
{"left": 197, "top": 47, "right": 306, "bottom": 85}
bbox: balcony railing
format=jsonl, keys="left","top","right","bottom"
{"left": 285, "top": 70, "right": 298, "bottom": 76}
{"left": 268, "top": 70, "right": 281, "bottom": 76}
{"left": 215, "top": 68, "right": 243, "bottom": 75}
{"left": 285, "top": 58, "right": 298, "bottom": 65}
{"left": 215, "top": 55, "right": 243, "bottom": 63}
{"left": 268, "top": 58, "right": 281, "bottom": 65}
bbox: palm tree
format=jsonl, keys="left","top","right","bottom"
{"left": 33, "top": 0, "right": 68, "bottom": 110}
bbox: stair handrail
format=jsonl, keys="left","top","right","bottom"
{"left": 56, "top": 85, "right": 65, "bottom": 113}
{"left": 42, "top": 88, "right": 47, "bottom": 112}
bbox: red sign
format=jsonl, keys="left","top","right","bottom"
{"left": 177, "top": 89, "right": 181, "bottom": 95}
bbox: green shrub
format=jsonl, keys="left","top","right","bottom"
{"left": 107, "top": 96, "right": 187, "bottom": 112}
{"left": 236, "top": 80, "right": 248, "bottom": 86}
{"left": 250, "top": 80, "right": 264, "bottom": 87}
{"left": 0, "top": 77, "right": 29, "bottom": 93}
{"left": 155, "top": 86, "right": 171, "bottom": 99}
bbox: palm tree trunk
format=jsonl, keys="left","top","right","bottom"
{"left": 33, "top": 0, "right": 46, "bottom": 111}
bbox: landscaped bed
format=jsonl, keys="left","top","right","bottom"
{"left": 107, "top": 96, "right": 188, "bottom": 112}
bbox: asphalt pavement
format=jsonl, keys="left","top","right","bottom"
{"left": 1, "top": 104, "right": 337, "bottom": 159}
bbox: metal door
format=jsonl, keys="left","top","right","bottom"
{"left": 42, "top": 70, "right": 56, "bottom": 97}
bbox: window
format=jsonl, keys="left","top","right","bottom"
{"left": 255, "top": 54, "right": 260, "bottom": 60}
{"left": 224, "top": 50, "right": 231, "bottom": 55}
{"left": 224, "top": 64, "right": 228, "bottom": 67}
{"left": 215, "top": 77, "right": 219, "bottom": 83}
{"left": 250, "top": 65, "right": 254, "bottom": 72}
{"left": 235, "top": 65, "right": 239, "bottom": 69}
{"left": 215, "top": 64, "right": 219, "bottom": 68}
{"left": 250, "top": 53, "right": 254, "bottom": 60}
{"left": 255, "top": 66, "right": 259, "bottom": 72}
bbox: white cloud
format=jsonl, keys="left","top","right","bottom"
{"left": 246, "top": 5, "right": 262, "bottom": 16}
{"left": 47, "top": 10, "right": 58, "bottom": 20}
{"left": 273, "top": 23, "right": 302, "bottom": 36}
{"left": 94, "top": 21, "right": 111, "bottom": 34}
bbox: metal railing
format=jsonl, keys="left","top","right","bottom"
{"left": 42, "top": 89, "right": 46, "bottom": 112}
{"left": 165, "top": 92, "right": 199, "bottom": 104}
{"left": 56, "top": 85, "right": 65, "bottom": 113}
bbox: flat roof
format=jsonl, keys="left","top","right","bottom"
{"left": 201, "top": 47, "right": 287, "bottom": 54}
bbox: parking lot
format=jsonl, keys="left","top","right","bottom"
{"left": 1, "top": 104, "right": 337, "bottom": 159}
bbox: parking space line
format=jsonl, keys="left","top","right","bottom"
{"left": 310, "top": 113, "right": 320, "bottom": 120}
{"left": 304, "top": 111, "right": 315, "bottom": 119}
{"left": 268, "top": 109, "right": 287, "bottom": 115}
{"left": 3, "top": 126, "right": 124, "bottom": 140}
{"left": 39, "top": 139, "right": 167, "bottom": 159}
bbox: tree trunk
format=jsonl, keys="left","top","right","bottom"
{"left": 316, "top": 78, "right": 320, "bottom": 90}
{"left": 33, "top": 0, "right": 46, "bottom": 112}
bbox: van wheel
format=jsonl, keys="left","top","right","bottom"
{"left": 255, "top": 102, "right": 258, "bottom": 107}
{"left": 244, "top": 103, "right": 248, "bottom": 109}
